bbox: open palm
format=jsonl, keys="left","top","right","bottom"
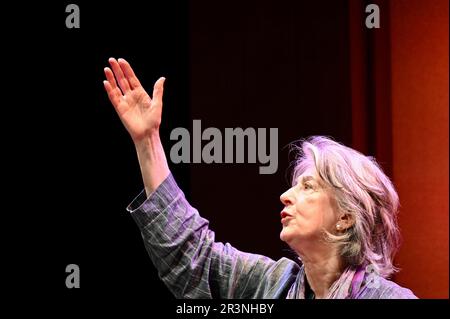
{"left": 103, "top": 58, "right": 165, "bottom": 142}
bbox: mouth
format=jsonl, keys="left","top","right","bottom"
{"left": 280, "top": 210, "right": 293, "bottom": 223}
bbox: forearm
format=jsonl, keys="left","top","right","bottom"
{"left": 127, "top": 173, "right": 276, "bottom": 299}
{"left": 134, "top": 132, "right": 170, "bottom": 197}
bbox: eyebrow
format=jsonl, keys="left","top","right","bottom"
{"left": 297, "top": 175, "right": 316, "bottom": 184}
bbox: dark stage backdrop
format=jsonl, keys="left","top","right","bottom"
{"left": 188, "top": 0, "right": 352, "bottom": 269}
{"left": 12, "top": 0, "right": 447, "bottom": 307}
{"left": 37, "top": 0, "right": 353, "bottom": 300}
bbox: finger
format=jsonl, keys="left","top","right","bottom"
{"left": 118, "top": 58, "right": 142, "bottom": 89}
{"left": 104, "top": 67, "right": 119, "bottom": 91}
{"left": 108, "top": 58, "right": 131, "bottom": 94}
{"left": 103, "top": 80, "right": 121, "bottom": 109}
{"left": 152, "top": 77, "right": 166, "bottom": 105}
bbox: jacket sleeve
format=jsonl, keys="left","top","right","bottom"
{"left": 126, "top": 173, "right": 292, "bottom": 299}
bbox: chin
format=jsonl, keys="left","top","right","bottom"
{"left": 280, "top": 227, "right": 310, "bottom": 247}
{"left": 280, "top": 227, "right": 293, "bottom": 243}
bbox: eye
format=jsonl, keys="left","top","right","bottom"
{"left": 303, "top": 182, "right": 314, "bottom": 190}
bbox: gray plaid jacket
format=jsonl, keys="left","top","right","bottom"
{"left": 127, "top": 173, "right": 417, "bottom": 299}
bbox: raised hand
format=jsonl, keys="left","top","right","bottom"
{"left": 103, "top": 58, "right": 166, "bottom": 142}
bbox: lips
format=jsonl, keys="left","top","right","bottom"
{"left": 280, "top": 211, "right": 292, "bottom": 219}
{"left": 280, "top": 211, "right": 293, "bottom": 225}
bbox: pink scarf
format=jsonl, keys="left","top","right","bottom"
{"left": 287, "top": 264, "right": 366, "bottom": 299}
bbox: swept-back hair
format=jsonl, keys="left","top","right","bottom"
{"left": 291, "top": 136, "right": 401, "bottom": 278}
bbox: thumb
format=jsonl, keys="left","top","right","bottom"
{"left": 152, "top": 77, "right": 166, "bottom": 104}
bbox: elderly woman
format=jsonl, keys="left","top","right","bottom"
{"left": 103, "top": 58, "right": 417, "bottom": 299}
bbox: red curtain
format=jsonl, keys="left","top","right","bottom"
{"left": 349, "top": 0, "right": 449, "bottom": 298}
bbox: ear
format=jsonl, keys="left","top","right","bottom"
{"left": 336, "top": 212, "right": 355, "bottom": 231}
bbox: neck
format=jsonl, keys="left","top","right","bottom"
{"left": 296, "top": 243, "right": 346, "bottom": 299}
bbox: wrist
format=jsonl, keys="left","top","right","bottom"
{"left": 134, "top": 131, "right": 162, "bottom": 153}
{"left": 133, "top": 132, "right": 170, "bottom": 196}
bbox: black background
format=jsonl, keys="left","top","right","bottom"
{"left": 4, "top": 0, "right": 446, "bottom": 316}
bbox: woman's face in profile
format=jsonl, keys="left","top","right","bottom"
{"left": 279, "top": 167, "right": 339, "bottom": 249}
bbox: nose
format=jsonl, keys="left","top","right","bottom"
{"left": 280, "top": 188, "right": 293, "bottom": 206}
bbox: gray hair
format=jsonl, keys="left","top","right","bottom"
{"left": 291, "top": 136, "right": 401, "bottom": 278}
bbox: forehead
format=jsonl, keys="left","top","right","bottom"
{"left": 295, "top": 167, "right": 321, "bottom": 183}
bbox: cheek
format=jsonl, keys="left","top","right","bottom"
{"left": 294, "top": 199, "right": 318, "bottom": 222}
{"left": 294, "top": 198, "right": 332, "bottom": 229}
{"left": 318, "top": 203, "right": 339, "bottom": 231}
{"left": 296, "top": 214, "right": 324, "bottom": 231}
